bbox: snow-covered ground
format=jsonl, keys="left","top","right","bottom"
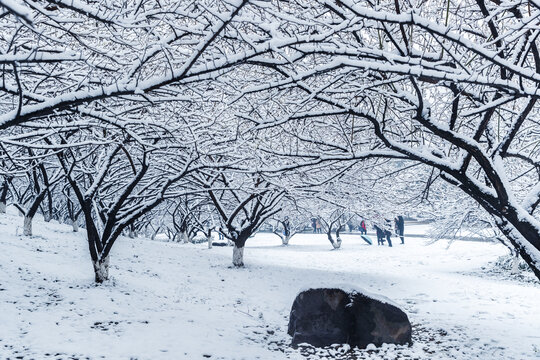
{"left": 1, "top": 211, "right": 539, "bottom": 360}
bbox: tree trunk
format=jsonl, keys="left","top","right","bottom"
{"left": 282, "top": 235, "right": 290, "bottom": 246}
{"left": 181, "top": 231, "right": 189, "bottom": 243}
{"left": 23, "top": 216, "right": 33, "bottom": 236}
{"left": 128, "top": 226, "right": 135, "bottom": 239}
{"left": 93, "top": 256, "right": 110, "bottom": 283}
{"left": 207, "top": 229, "right": 213, "bottom": 249}
{"left": 72, "top": 219, "right": 79, "bottom": 232}
{"left": 511, "top": 251, "right": 520, "bottom": 275}
{"left": 232, "top": 244, "right": 244, "bottom": 267}
{"left": 327, "top": 229, "right": 341, "bottom": 249}
{"left": 334, "top": 226, "right": 343, "bottom": 249}
{"left": 43, "top": 213, "right": 52, "bottom": 223}
{"left": 0, "top": 180, "right": 8, "bottom": 214}
{"left": 495, "top": 209, "right": 540, "bottom": 281}
{"left": 511, "top": 255, "right": 519, "bottom": 274}
{"left": 332, "top": 236, "right": 342, "bottom": 249}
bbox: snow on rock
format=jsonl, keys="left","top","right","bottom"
{"left": 0, "top": 212, "right": 539, "bottom": 359}
{"left": 297, "top": 283, "right": 400, "bottom": 308}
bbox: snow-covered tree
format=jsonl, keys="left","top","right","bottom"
{"left": 4, "top": 149, "right": 62, "bottom": 235}
{"left": 236, "top": 0, "right": 540, "bottom": 280}
{"left": 270, "top": 201, "right": 310, "bottom": 246}
{"left": 198, "top": 171, "right": 284, "bottom": 267}
{"left": 47, "top": 121, "right": 207, "bottom": 282}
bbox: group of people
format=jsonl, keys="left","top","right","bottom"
{"left": 348, "top": 219, "right": 368, "bottom": 234}
{"left": 309, "top": 216, "right": 404, "bottom": 248}
{"left": 373, "top": 216, "right": 405, "bottom": 247}
{"left": 311, "top": 217, "right": 369, "bottom": 236}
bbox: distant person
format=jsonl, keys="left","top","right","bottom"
{"left": 359, "top": 219, "right": 367, "bottom": 235}
{"left": 347, "top": 220, "right": 354, "bottom": 232}
{"left": 311, "top": 218, "right": 317, "bottom": 233}
{"left": 384, "top": 219, "right": 393, "bottom": 247}
{"left": 374, "top": 225, "right": 385, "bottom": 245}
{"left": 316, "top": 218, "right": 322, "bottom": 233}
{"left": 395, "top": 215, "right": 405, "bottom": 244}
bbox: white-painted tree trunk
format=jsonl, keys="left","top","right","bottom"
{"left": 511, "top": 253, "right": 520, "bottom": 274}
{"left": 0, "top": 201, "right": 6, "bottom": 214}
{"left": 232, "top": 245, "right": 244, "bottom": 267}
{"left": 23, "top": 216, "right": 33, "bottom": 236}
{"left": 72, "top": 220, "right": 79, "bottom": 232}
{"left": 332, "top": 237, "right": 342, "bottom": 249}
{"left": 43, "top": 213, "right": 52, "bottom": 223}
{"left": 207, "top": 236, "right": 213, "bottom": 249}
{"left": 282, "top": 235, "right": 290, "bottom": 246}
{"left": 93, "top": 256, "right": 110, "bottom": 283}
{"left": 181, "top": 231, "right": 189, "bottom": 243}
{"left": 128, "top": 227, "right": 135, "bottom": 239}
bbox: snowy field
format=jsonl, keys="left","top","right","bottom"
{"left": 1, "top": 211, "right": 539, "bottom": 360}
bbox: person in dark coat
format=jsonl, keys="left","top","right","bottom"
{"left": 395, "top": 215, "right": 405, "bottom": 244}
{"left": 374, "top": 225, "right": 385, "bottom": 245}
{"left": 384, "top": 219, "right": 393, "bottom": 247}
{"left": 311, "top": 218, "right": 317, "bottom": 233}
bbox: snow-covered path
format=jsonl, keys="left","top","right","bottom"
{"left": 1, "top": 213, "right": 539, "bottom": 359}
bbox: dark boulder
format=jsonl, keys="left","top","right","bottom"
{"left": 288, "top": 288, "right": 350, "bottom": 347}
{"left": 288, "top": 288, "right": 412, "bottom": 349}
{"left": 347, "top": 292, "right": 412, "bottom": 348}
